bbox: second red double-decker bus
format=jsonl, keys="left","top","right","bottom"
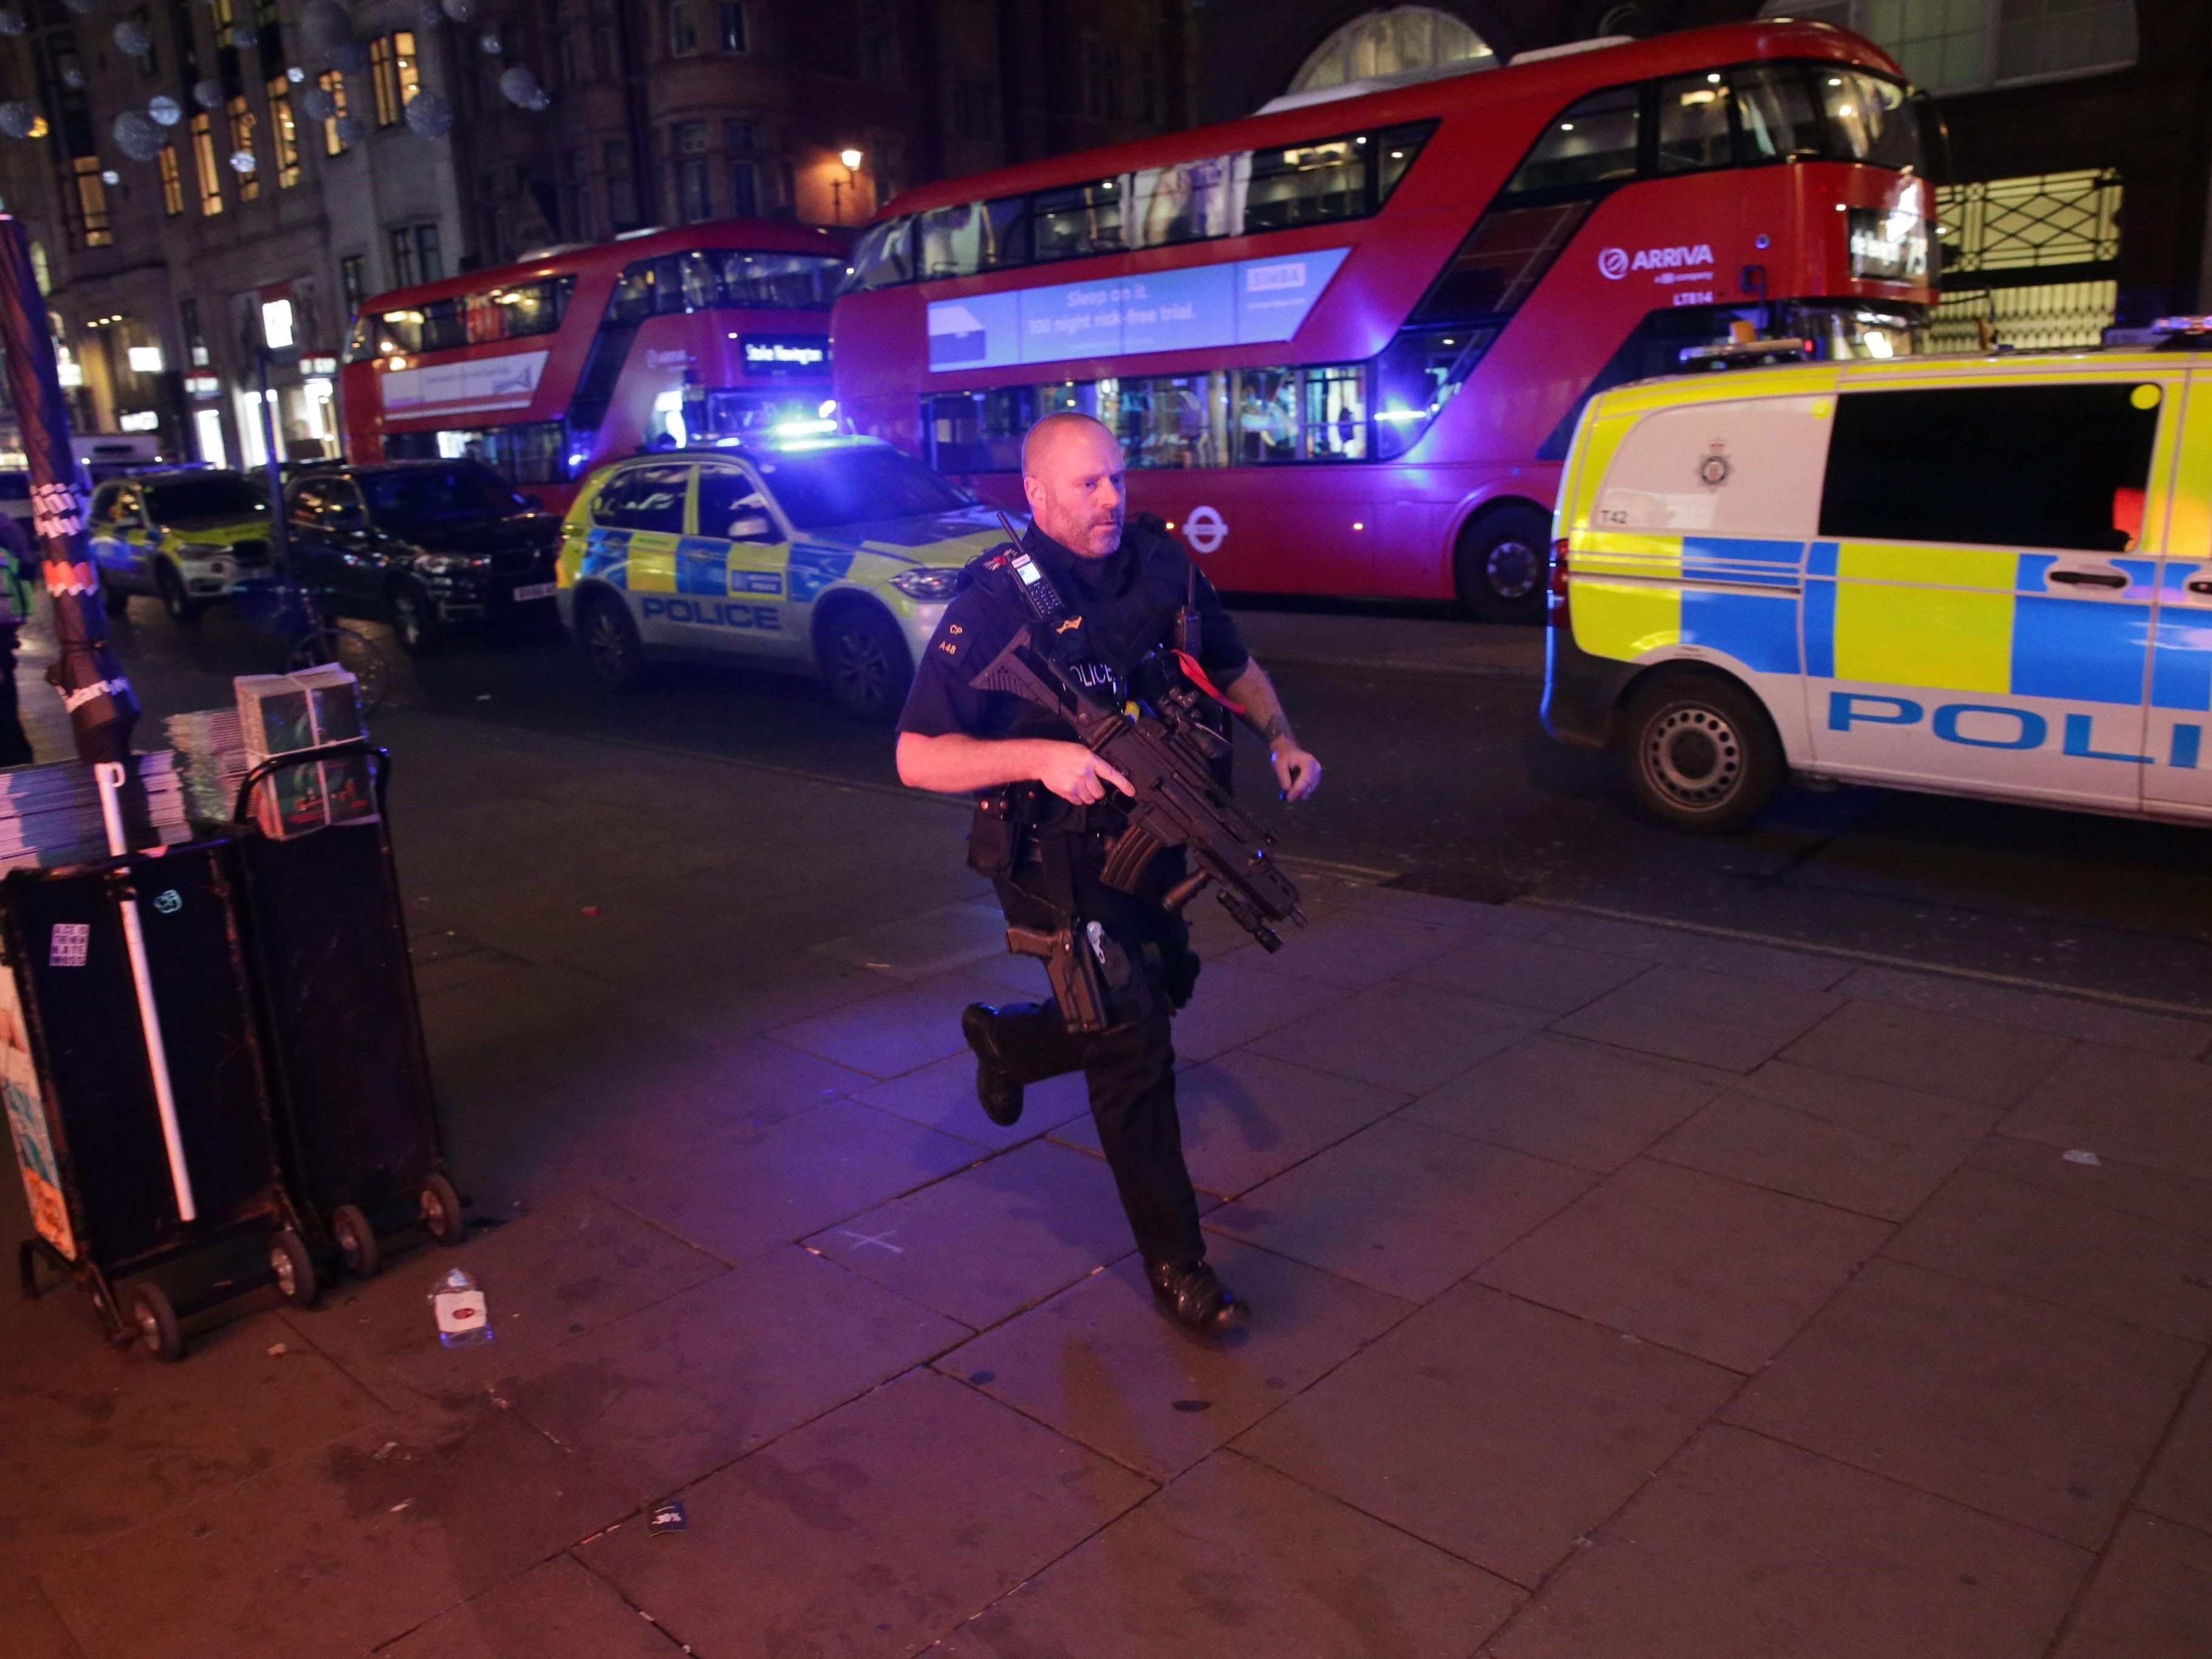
{"left": 341, "top": 220, "right": 849, "bottom": 512}
{"left": 834, "top": 21, "right": 1939, "bottom": 618}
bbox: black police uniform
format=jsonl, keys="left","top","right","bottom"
{"left": 897, "top": 518, "right": 1248, "bottom": 1278}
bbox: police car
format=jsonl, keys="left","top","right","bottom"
{"left": 556, "top": 434, "right": 1008, "bottom": 719}
{"left": 89, "top": 468, "right": 278, "bottom": 623}
{"left": 1545, "top": 324, "right": 2212, "bottom": 830}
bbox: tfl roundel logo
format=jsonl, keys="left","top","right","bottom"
{"left": 1597, "top": 247, "right": 1630, "bottom": 280}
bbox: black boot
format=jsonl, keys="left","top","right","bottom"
{"left": 962, "top": 1004, "right": 1026, "bottom": 1127}
{"left": 1147, "top": 1258, "right": 1244, "bottom": 1335}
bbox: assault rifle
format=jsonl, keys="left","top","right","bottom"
{"left": 967, "top": 624, "right": 1304, "bottom": 952}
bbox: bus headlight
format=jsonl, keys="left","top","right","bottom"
{"left": 891, "top": 566, "right": 965, "bottom": 600}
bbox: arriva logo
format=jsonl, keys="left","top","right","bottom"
{"left": 1598, "top": 244, "right": 1717, "bottom": 279}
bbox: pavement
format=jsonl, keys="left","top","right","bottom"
{"left": 4, "top": 693, "right": 2212, "bottom": 1657}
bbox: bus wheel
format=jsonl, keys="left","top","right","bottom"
{"left": 1620, "top": 671, "right": 1782, "bottom": 834}
{"left": 1453, "top": 506, "right": 1551, "bottom": 623}
{"left": 820, "top": 603, "right": 912, "bottom": 722}
{"left": 578, "top": 591, "right": 648, "bottom": 691}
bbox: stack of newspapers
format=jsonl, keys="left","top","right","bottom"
{"left": 0, "top": 751, "right": 191, "bottom": 873}
{"left": 231, "top": 665, "right": 374, "bottom": 840}
{"left": 164, "top": 705, "right": 247, "bottom": 827}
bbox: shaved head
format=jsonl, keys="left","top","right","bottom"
{"left": 1021, "top": 412, "right": 1126, "bottom": 558}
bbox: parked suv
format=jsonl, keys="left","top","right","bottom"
{"left": 90, "top": 469, "right": 277, "bottom": 623}
{"left": 285, "top": 460, "right": 561, "bottom": 655}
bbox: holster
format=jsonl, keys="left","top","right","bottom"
{"left": 1005, "top": 925, "right": 1114, "bottom": 1035}
{"left": 967, "top": 788, "right": 1022, "bottom": 879}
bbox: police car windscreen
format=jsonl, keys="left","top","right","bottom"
{"left": 755, "top": 448, "right": 973, "bottom": 531}
{"left": 148, "top": 474, "right": 264, "bottom": 523}
{"left": 363, "top": 464, "right": 529, "bottom": 528}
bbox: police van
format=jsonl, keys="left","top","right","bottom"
{"left": 557, "top": 434, "right": 1008, "bottom": 719}
{"left": 1544, "top": 327, "right": 2212, "bottom": 831}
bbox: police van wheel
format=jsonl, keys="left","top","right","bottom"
{"left": 821, "top": 604, "right": 913, "bottom": 722}
{"left": 578, "top": 592, "right": 648, "bottom": 691}
{"left": 1454, "top": 505, "right": 1550, "bottom": 624}
{"left": 1621, "top": 672, "right": 1782, "bottom": 833}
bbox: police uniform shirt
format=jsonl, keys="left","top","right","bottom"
{"left": 897, "top": 522, "right": 1248, "bottom": 744}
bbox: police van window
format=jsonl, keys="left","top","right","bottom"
{"left": 594, "top": 462, "right": 691, "bottom": 534}
{"left": 1733, "top": 64, "right": 1823, "bottom": 162}
{"left": 697, "top": 467, "right": 776, "bottom": 539}
{"left": 1815, "top": 70, "right": 1920, "bottom": 173}
{"left": 1820, "top": 384, "right": 2159, "bottom": 553}
{"left": 1504, "top": 87, "right": 1640, "bottom": 196}
{"left": 1657, "top": 73, "right": 1734, "bottom": 174}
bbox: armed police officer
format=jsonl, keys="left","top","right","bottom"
{"left": 895, "top": 411, "right": 1321, "bottom": 1335}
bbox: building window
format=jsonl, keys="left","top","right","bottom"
{"left": 606, "top": 139, "right": 637, "bottom": 226}
{"left": 416, "top": 222, "right": 443, "bottom": 282}
{"left": 858, "top": 0, "right": 895, "bottom": 81}
{"left": 369, "top": 31, "right": 420, "bottom": 127}
{"left": 729, "top": 159, "right": 756, "bottom": 216}
{"left": 180, "top": 297, "right": 208, "bottom": 367}
{"left": 674, "top": 119, "right": 710, "bottom": 154}
{"left": 592, "top": 13, "right": 617, "bottom": 78}
{"left": 1937, "top": 169, "right": 2122, "bottom": 276}
{"left": 157, "top": 144, "right": 183, "bottom": 215}
{"left": 227, "top": 95, "right": 259, "bottom": 200}
{"left": 1757, "top": 1, "right": 2137, "bottom": 95}
{"left": 316, "top": 70, "right": 350, "bottom": 155}
{"left": 390, "top": 224, "right": 417, "bottom": 287}
{"left": 718, "top": 2, "right": 745, "bottom": 51}
{"left": 678, "top": 157, "right": 711, "bottom": 221}
{"left": 267, "top": 77, "right": 300, "bottom": 187}
{"left": 1080, "top": 30, "right": 1118, "bottom": 118}
{"left": 128, "top": 4, "right": 157, "bottom": 75}
{"left": 666, "top": 0, "right": 699, "bottom": 56}
{"left": 1288, "top": 5, "right": 1495, "bottom": 94}
{"left": 340, "top": 253, "right": 366, "bottom": 318}
{"left": 388, "top": 223, "right": 443, "bottom": 288}
{"left": 70, "top": 156, "right": 111, "bottom": 247}
{"left": 191, "top": 112, "right": 224, "bottom": 214}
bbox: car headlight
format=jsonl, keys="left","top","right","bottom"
{"left": 174, "top": 541, "right": 227, "bottom": 559}
{"left": 889, "top": 566, "right": 965, "bottom": 601}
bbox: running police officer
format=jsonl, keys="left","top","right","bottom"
{"left": 895, "top": 411, "right": 1321, "bottom": 1334}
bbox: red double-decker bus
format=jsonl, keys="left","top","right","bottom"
{"left": 341, "top": 220, "right": 849, "bottom": 512}
{"left": 834, "top": 21, "right": 1939, "bottom": 618}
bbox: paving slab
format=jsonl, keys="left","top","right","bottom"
{"left": 1531, "top": 912, "right": 1854, "bottom": 991}
{"left": 579, "top": 1369, "right": 1152, "bottom": 1658}
{"left": 1648, "top": 1061, "right": 2000, "bottom": 1222}
{"left": 2140, "top": 1364, "right": 2212, "bottom": 1533}
{"left": 601, "top": 1097, "right": 980, "bottom": 1266}
{"left": 0, "top": 1307, "right": 385, "bottom": 1558}
{"left": 1479, "top": 1159, "right": 1892, "bottom": 1373}
{"left": 1242, "top": 977, "right": 1546, "bottom": 1095}
{"left": 938, "top": 1239, "right": 1410, "bottom": 1481}
{"left": 495, "top": 1246, "right": 965, "bottom": 1504}
{"left": 1484, "top": 1426, "right": 2088, "bottom": 1659}
{"left": 1403, "top": 1032, "right": 1733, "bottom": 1172}
{"left": 1244, "top": 908, "right": 1474, "bottom": 990}
{"left": 4, "top": 1572, "right": 86, "bottom": 1659}
{"left": 1400, "top": 933, "right": 1650, "bottom": 1016}
{"left": 1884, "top": 1166, "right": 2212, "bottom": 1343}
{"left": 1779, "top": 999, "right": 2074, "bottom": 1107}
{"left": 810, "top": 900, "right": 1009, "bottom": 980}
{"left": 623, "top": 949, "right": 895, "bottom": 1047}
{"left": 37, "top": 1404, "right": 633, "bottom": 1659}
{"left": 378, "top": 1555, "right": 683, "bottom": 1658}
{"left": 1552, "top": 964, "right": 1844, "bottom": 1072}
{"left": 2002, "top": 1043, "right": 2212, "bottom": 1183}
{"left": 764, "top": 969, "right": 1021, "bottom": 1079}
{"left": 1235, "top": 1282, "right": 1739, "bottom": 1587}
{"left": 1970, "top": 1134, "right": 2212, "bottom": 1242}
{"left": 1053, "top": 1047, "right": 1408, "bottom": 1197}
{"left": 2052, "top": 1511, "right": 2212, "bottom": 1658}
{"left": 1166, "top": 955, "right": 1352, "bottom": 1063}
{"left": 1208, "top": 1117, "right": 1596, "bottom": 1302}
{"left": 281, "top": 1195, "right": 727, "bottom": 1415}
{"left": 803, "top": 1138, "right": 1166, "bottom": 1329}
{"left": 851, "top": 1048, "right": 1092, "bottom": 1151}
{"left": 936, "top": 1450, "right": 1522, "bottom": 1659}
{"left": 1327, "top": 884, "right": 1558, "bottom": 934}
{"left": 1835, "top": 964, "right": 2212, "bottom": 1059}
{"left": 1727, "top": 1257, "right": 2201, "bottom": 1547}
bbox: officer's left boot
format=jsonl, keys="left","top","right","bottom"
{"left": 1148, "top": 1257, "right": 1244, "bottom": 1335}
{"left": 961, "top": 1004, "right": 1026, "bottom": 1127}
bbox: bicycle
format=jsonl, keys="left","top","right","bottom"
{"left": 275, "top": 578, "right": 394, "bottom": 714}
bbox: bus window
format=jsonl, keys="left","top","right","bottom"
{"left": 1414, "top": 202, "right": 1593, "bottom": 321}
{"left": 918, "top": 202, "right": 1008, "bottom": 279}
{"left": 717, "top": 251, "right": 844, "bottom": 307}
{"left": 1372, "top": 327, "right": 1491, "bottom": 460}
{"left": 1131, "top": 155, "right": 1242, "bottom": 248}
{"left": 420, "top": 298, "right": 467, "bottom": 351}
{"left": 1816, "top": 69, "right": 1920, "bottom": 171}
{"left": 1232, "top": 371, "right": 1298, "bottom": 463}
{"left": 1033, "top": 180, "right": 1124, "bottom": 262}
{"left": 1304, "top": 365, "right": 1368, "bottom": 461}
{"left": 1375, "top": 122, "right": 1433, "bottom": 199}
{"left": 1657, "top": 72, "right": 1734, "bottom": 174}
{"left": 1116, "top": 374, "right": 1230, "bottom": 469}
{"left": 676, "top": 251, "right": 718, "bottom": 311}
{"left": 926, "top": 388, "right": 1038, "bottom": 472}
{"left": 1504, "top": 86, "right": 1640, "bottom": 196}
{"left": 1245, "top": 137, "right": 1365, "bottom": 232}
{"left": 609, "top": 263, "right": 655, "bottom": 324}
{"left": 846, "top": 216, "right": 914, "bottom": 290}
{"left": 362, "top": 309, "right": 423, "bottom": 354}
{"left": 1733, "top": 63, "right": 1822, "bottom": 162}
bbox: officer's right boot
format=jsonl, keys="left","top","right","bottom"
{"left": 961, "top": 1004, "right": 1027, "bottom": 1127}
{"left": 1148, "top": 1258, "right": 1244, "bottom": 1335}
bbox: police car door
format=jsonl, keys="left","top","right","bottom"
{"left": 597, "top": 461, "right": 693, "bottom": 646}
{"left": 2144, "top": 369, "right": 2212, "bottom": 815}
{"left": 87, "top": 483, "right": 131, "bottom": 588}
{"left": 693, "top": 460, "right": 798, "bottom": 658}
{"left": 1807, "top": 375, "right": 2167, "bottom": 810}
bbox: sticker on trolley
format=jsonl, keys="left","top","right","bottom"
{"left": 47, "top": 923, "right": 89, "bottom": 968}
{"left": 151, "top": 889, "right": 182, "bottom": 915}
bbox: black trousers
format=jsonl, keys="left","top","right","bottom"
{"left": 988, "top": 835, "right": 1205, "bottom": 1269}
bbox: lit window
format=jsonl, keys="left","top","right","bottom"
{"left": 267, "top": 77, "right": 300, "bottom": 187}
{"left": 71, "top": 157, "right": 112, "bottom": 247}
{"left": 370, "top": 32, "right": 420, "bottom": 126}
{"left": 157, "top": 145, "right": 183, "bottom": 216}
{"left": 191, "top": 112, "right": 224, "bottom": 216}
{"left": 718, "top": 2, "right": 745, "bottom": 52}
{"left": 666, "top": 0, "right": 699, "bottom": 56}
{"left": 317, "top": 70, "right": 350, "bottom": 155}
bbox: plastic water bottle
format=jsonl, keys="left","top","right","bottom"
{"left": 430, "top": 1266, "right": 492, "bottom": 1347}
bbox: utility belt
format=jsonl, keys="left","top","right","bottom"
{"left": 966, "top": 782, "right": 1129, "bottom": 882}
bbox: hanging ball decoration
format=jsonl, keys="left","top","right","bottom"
{"left": 0, "top": 10, "right": 27, "bottom": 37}
{"left": 333, "top": 111, "right": 366, "bottom": 145}
{"left": 228, "top": 148, "right": 256, "bottom": 174}
{"left": 60, "top": 64, "right": 85, "bottom": 90}
{"left": 415, "top": 1, "right": 442, "bottom": 31}
{"left": 99, "top": 168, "right": 118, "bottom": 184}
{"left": 112, "top": 18, "right": 151, "bottom": 55}
{"left": 403, "top": 87, "right": 451, "bottom": 139}
{"left": 479, "top": 30, "right": 501, "bottom": 55}
{"left": 526, "top": 88, "right": 551, "bottom": 112}
{"left": 498, "top": 66, "right": 539, "bottom": 107}
{"left": 111, "top": 109, "right": 162, "bottom": 161}
{"left": 298, "top": 84, "right": 335, "bottom": 122}
{"left": 229, "top": 25, "right": 253, "bottom": 49}
{"left": 194, "top": 79, "right": 223, "bottom": 111}
{"left": 287, "top": 65, "right": 305, "bottom": 83}
{"left": 148, "top": 93, "right": 182, "bottom": 126}
{"left": 440, "top": 0, "right": 476, "bottom": 23}
{"left": 60, "top": 0, "right": 95, "bottom": 15}
{"left": 298, "top": 0, "right": 350, "bottom": 53}
{"left": 329, "top": 38, "right": 369, "bottom": 74}
{"left": 0, "top": 101, "right": 35, "bottom": 140}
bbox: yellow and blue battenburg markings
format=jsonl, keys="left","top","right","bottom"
{"left": 579, "top": 526, "right": 631, "bottom": 587}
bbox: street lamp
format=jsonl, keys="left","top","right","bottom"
{"left": 832, "top": 147, "right": 863, "bottom": 224}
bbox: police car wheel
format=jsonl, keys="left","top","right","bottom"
{"left": 1453, "top": 505, "right": 1550, "bottom": 624}
{"left": 156, "top": 563, "right": 202, "bottom": 625}
{"left": 1622, "top": 674, "right": 1781, "bottom": 833}
{"left": 578, "top": 592, "right": 648, "bottom": 691}
{"left": 391, "top": 581, "right": 444, "bottom": 658}
{"left": 100, "top": 574, "right": 128, "bottom": 615}
{"left": 820, "top": 604, "right": 913, "bottom": 722}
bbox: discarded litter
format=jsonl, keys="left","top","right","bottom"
{"left": 431, "top": 1267, "right": 493, "bottom": 1347}
{"left": 389, "top": 1499, "right": 412, "bottom": 1514}
{"left": 2063, "top": 1149, "right": 2101, "bottom": 1166}
{"left": 581, "top": 906, "right": 600, "bottom": 917}
{"left": 1171, "top": 1399, "right": 1213, "bottom": 1414}
{"left": 265, "top": 1342, "right": 287, "bottom": 1356}
{"left": 649, "top": 1498, "right": 688, "bottom": 1538}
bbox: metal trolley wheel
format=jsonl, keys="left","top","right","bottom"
{"left": 269, "top": 1229, "right": 319, "bottom": 1307}
{"left": 128, "top": 1282, "right": 183, "bottom": 1363}
{"left": 420, "top": 1174, "right": 465, "bottom": 1245}
{"left": 330, "top": 1204, "right": 379, "bottom": 1279}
